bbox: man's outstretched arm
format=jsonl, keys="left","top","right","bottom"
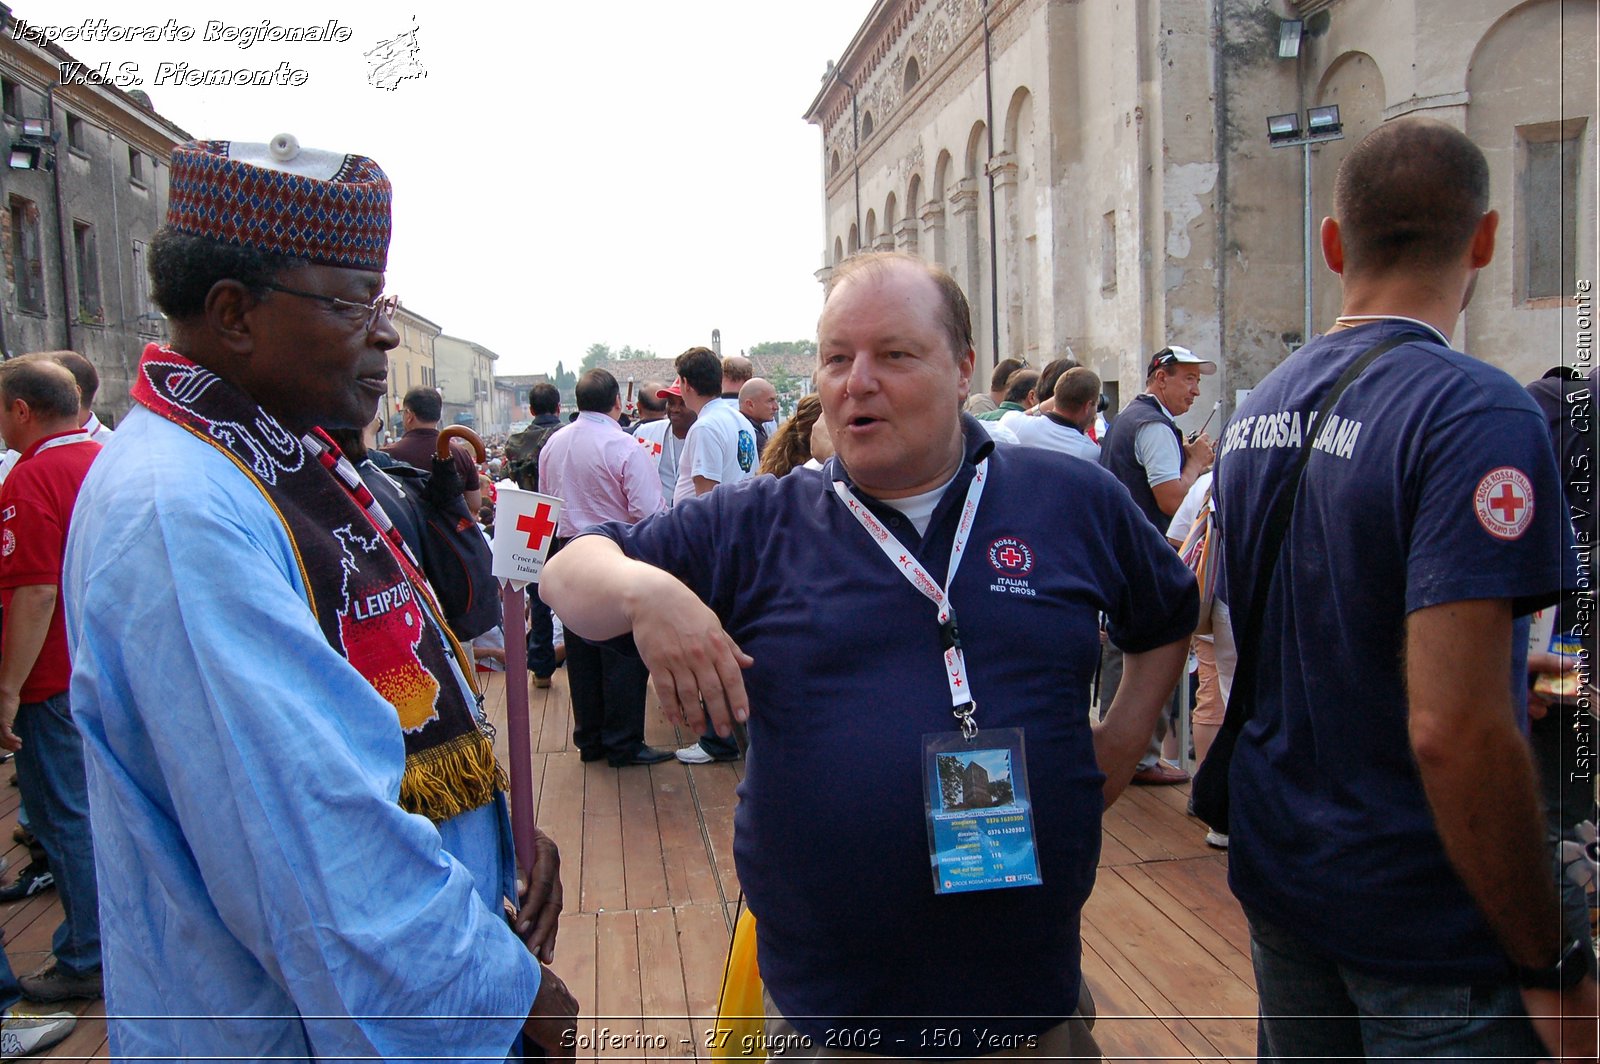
{"left": 540, "top": 535, "right": 752, "bottom": 736}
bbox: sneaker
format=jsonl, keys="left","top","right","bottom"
{"left": 19, "top": 961, "right": 101, "bottom": 1003}
{"left": 0, "top": 1008, "right": 76, "bottom": 1057}
{"left": 1204, "top": 831, "right": 1229, "bottom": 849}
{"left": 674, "top": 742, "right": 739, "bottom": 765}
{"left": 0, "top": 862, "right": 53, "bottom": 903}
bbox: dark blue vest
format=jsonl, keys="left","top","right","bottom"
{"left": 1098, "top": 392, "right": 1183, "bottom": 531}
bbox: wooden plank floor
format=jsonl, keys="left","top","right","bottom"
{"left": 10, "top": 667, "right": 1257, "bottom": 1061}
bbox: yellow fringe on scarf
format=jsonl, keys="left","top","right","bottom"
{"left": 400, "top": 732, "right": 509, "bottom": 823}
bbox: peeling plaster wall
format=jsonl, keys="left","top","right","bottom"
{"left": 1213, "top": 0, "right": 1304, "bottom": 404}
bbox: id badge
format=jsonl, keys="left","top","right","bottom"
{"left": 922, "top": 727, "right": 1042, "bottom": 894}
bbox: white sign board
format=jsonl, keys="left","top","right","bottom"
{"left": 491, "top": 487, "right": 563, "bottom": 589}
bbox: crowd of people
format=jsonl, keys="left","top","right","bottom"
{"left": 0, "top": 116, "right": 1585, "bottom": 1063}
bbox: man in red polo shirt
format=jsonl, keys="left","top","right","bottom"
{"left": 0, "top": 357, "right": 103, "bottom": 1002}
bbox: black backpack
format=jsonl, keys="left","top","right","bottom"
{"left": 502, "top": 421, "right": 561, "bottom": 492}
{"left": 364, "top": 460, "right": 499, "bottom": 643}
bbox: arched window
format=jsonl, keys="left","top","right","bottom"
{"left": 861, "top": 111, "right": 875, "bottom": 139}
{"left": 904, "top": 57, "right": 920, "bottom": 93}
{"left": 834, "top": 237, "right": 844, "bottom": 264}
{"left": 830, "top": 150, "right": 841, "bottom": 176}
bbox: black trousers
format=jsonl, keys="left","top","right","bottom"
{"left": 566, "top": 633, "right": 649, "bottom": 760}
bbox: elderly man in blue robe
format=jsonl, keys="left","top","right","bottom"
{"left": 61, "top": 135, "right": 576, "bottom": 1061}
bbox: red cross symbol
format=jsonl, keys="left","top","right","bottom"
{"left": 899, "top": 554, "right": 909, "bottom": 564}
{"left": 952, "top": 676, "right": 963, "bottom": 687}
{"left": 1488, "top": 484, "right": 1526, "bottom": 524}
{"left": 517, "top": 503, "right": 558, "bottom": 551}
{"left": 998, "top": 546, "right": 1023, "bottom": 567}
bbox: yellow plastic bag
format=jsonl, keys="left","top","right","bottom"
{"left": 712, "top": 906, "right": 764, "bottom": 1059}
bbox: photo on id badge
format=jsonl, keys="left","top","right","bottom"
{"left": 924, "top": 728, "right": 1041, "bottom": 895}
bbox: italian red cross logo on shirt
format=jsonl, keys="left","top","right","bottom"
{"left": 1473, "top": 466, "right": 1534, "bottom": 540}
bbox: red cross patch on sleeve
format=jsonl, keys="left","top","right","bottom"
{"left": 1473, "top": 467, "right": 1534, "bottom": 540}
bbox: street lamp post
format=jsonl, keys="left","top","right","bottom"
{"left": 1267, "top": 105, "right": 1344, "bottom": 345}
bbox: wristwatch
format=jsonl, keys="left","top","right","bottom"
{"left": 1515, "top": 936, "right": 1593, "bottom": 991}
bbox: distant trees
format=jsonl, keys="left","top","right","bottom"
{"left": 551, "top": 360, "right": 576, "bottom": 394}
{"left": 582, "top": 342, "right": 659, "bottom": 372}
{"left": 749, "top": 339, "right": 817, "bottom": 359}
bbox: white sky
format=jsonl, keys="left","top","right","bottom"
{"left": 29, "top": 1, "right": 873, "bottom": 375}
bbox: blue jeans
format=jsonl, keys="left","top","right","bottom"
{"left": 0, "top": 944, "right": 19, "bottom": 1013}
{"left": 1246, "top": 907, "right": 1543, "bottom": 1062}
{"left": 527, "top": 588, "right": 557, "bottom": 679}
{"left": 15, "top": 692, "right": 100, "bottom": 974}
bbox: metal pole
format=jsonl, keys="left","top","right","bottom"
{"left": 501, "top": 582, "right": 537, "bottom": 865}
{"left": 1302, "top": 138, "right": 1313, "bottom": 343}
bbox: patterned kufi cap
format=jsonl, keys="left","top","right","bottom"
{"left": 165, "top": 134, "right": 392, "bottom": 271}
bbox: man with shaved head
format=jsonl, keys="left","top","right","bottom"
{"left": 738, "top": 377, "right": 779, "bottom": 454}
{"left": 543, "top": 251, "right": 1195, "bottom": 1054}
{"left": 1215, "top": 117, "right": 1595, "bottom": 1060}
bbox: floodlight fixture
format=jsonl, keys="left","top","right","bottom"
{"left": 7, "top": 143, "right": 41, "bottom": 170}
{"left": 1267, "top": 113, "right": 1302, "bottom": 145}
{"left": 1306, "top": 104, "right": 1343, "bottom": 140}
{"left": 1278, "top": 19, "right": 1303, "bottom": 59}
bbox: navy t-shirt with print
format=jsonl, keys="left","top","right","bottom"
{"left": 1215, "top": 319, "right": 1570, "bottom": 982}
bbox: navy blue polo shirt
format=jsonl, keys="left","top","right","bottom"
{"left": 592, "top": 417, "right": 1196, "bottom": 1048}
{"left": 1215, "top": 320, "right": 1571, "bottom": 983}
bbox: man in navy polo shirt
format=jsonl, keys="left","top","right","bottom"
{"left": 1215, "top": 117, "right": 1596, "bottom": 1060}
{"left": 542, "top": 251, "right": 1195, "bottom": 1055}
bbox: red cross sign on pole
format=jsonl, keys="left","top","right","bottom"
{"left": 517, "top": 503, "right": 558, "bottom": 552}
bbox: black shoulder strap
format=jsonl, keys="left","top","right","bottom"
{"left": 1217, "top": 331, "right": 1423, "bottom": 738}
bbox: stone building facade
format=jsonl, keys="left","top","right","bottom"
{"left": 434, "top": 334, "right": 499, "bottom": 430}
{"left": 806, "top": 0, "right": 1597, "bottom": 430}
{"left": 382, "top": 304, "right": 441, "bottom": 441}
{"left": 0, "top": 16, "right": 189, "bottom": 424}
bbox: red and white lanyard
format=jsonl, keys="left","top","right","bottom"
{"left": 833, "top": 459, "right": 989, "bottom": 737}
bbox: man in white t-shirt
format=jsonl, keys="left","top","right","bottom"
{"left": 1013, "top": 368, "right": 1102, "bottom": 462}
{"left": 671, "top": 346, "right": 757, "bottom": 506}
{"left": 670, "top": 346, "right": 757, "bottom": 764}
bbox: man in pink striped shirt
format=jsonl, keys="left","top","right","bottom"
{"left": 537, "top": 369, "right": 670, "bottom": 767}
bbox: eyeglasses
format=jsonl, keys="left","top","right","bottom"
{"left": 261, "top": 284, "right": 401, "bottom": 331}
